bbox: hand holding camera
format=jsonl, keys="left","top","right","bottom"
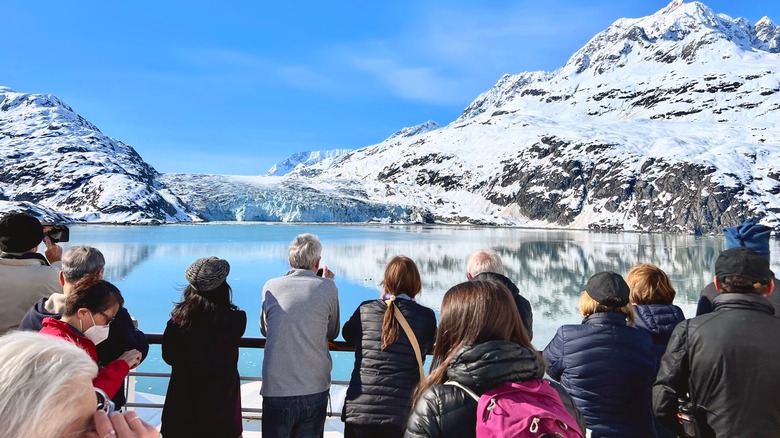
{"left": 317, "top": 266, "right": 335, "bottom": 279}
{"left": 41, "top": 223, "right": 69, "bottom": 263}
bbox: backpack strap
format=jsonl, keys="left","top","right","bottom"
{"left": 445, "top": 380, "right": 480, "bottom": 402}
{"left": 386, "top": 299, "right": 425, "bottom": 382}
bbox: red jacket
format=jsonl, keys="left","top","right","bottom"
{"left": 40, "top": 317, "right": 130, "bottom": 397}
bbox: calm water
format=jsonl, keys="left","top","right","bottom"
{"left": 57, "top": 223, "right": 750, "bottom": 395}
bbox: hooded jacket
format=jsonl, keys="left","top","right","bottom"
{"left": 654, "top": 293, "right": 780, "bottom": 437}
{"left": 543, "top": 312, "right": 656, "bottom": 438}
{"left": 633, "top": 303, "right": 686, "bottom": 370}
{"left": 342, "top": 298, "right": 437, "bottom": 427}
{"left": 471, "top": 272, "right": 534, "bottom": 340}
{"left": 405, "top": 340, "right": 584, "bottom": 438}
{"left": 39, "top": 317, "right": 130, "bottom": 398}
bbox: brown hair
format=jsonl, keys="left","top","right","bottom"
{"left": 410, "top": 280, "right": 535, "bottom": 408}
{"left": 64, "top": 276, "right": 124, "bottom": 317}
{"left": 626, "top": 263, "right": 676, "bottom": 305}
{"left": 578, "top": 291, "right": 635, "bottom": 325}
{"left": 381, "top": 255, "right": 422, "bottom": 349}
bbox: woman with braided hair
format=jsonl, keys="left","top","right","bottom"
{"left": 39, "top": 275, "right": 142, "bottom": 399}
{"left": 342, "top": 255, "right": 437, "bottom": 438}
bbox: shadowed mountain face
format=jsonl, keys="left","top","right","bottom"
{"left": 2, "top": 1, "right": 780, "bottom": 233}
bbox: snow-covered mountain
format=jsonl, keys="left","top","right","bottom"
{"left": 0, "top": 87, "right": 198, "bottom": 223}
{"left": 3, "top": 0, "right": 780, "bottom": 233}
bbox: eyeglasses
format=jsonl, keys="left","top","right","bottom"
{"left": 97, "top": 311, "right": 116, "bottom": 324}
{"left": 95, "top": 388, "right": 115, "bottom": 414}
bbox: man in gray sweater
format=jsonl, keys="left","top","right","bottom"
{"left": 261, "top": 233, "right": 340, "bottom": 438}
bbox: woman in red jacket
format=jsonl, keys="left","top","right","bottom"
{"left": 39, "top": 276, "right": 142, "bottom": 398}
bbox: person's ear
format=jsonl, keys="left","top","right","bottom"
{"left": 59, "top": 271, "right": 66, "bottom": 287}
{"left": 766, "top": 279, "right": 774, "bottom": 297}
{"left": 97, "top": 268, "right": 104, "bottom": 280}
{"left": 714, "top": 276, "right": 722, "bottom": 292}
{"left": 467, "top": 272, "right": 473, "bottom": 280}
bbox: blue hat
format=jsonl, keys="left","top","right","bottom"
{"left": 723, "top": 218, "right": 771, "bottom": 261}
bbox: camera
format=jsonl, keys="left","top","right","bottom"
{"left": 44, "top": 225, "right": 69, "bottom": 243}
{"left": 316, "top": 268, "right": 324, "bottom": 276}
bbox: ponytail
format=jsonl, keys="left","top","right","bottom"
{"left": 381, "top": 298, "right": 399, "bottom": 350}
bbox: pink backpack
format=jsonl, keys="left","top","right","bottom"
{"left": 446, "top": 379, "right": 584, "bottom": 438}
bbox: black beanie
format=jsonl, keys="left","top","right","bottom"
{"left": 0, "top": 213, "right": 44, "bottom": 253}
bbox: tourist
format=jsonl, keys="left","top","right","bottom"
{"left": 405, "top": 280, "right": 583, "bottom": 438}
{"left": 261, "top": 233, "right": 340, "bottom": 437}
{"left": 466, "top": 249, "right": 533, "bottom": 339}
{"left": 0, "top": 212, "right": 63, "bottom": 333}
{"left": 543, "top": 272, "right": 656, "bottom": 437}
{"left": 626, "top": 263, "right": 685, "bottom": 368}
{"left": 696, "top": 217, "right": 780, "bottom": 316}
{"left": 161, "top": 257, "right": 246, "bottom": 438}
{"left": 654, "top": 247, "right": 780, "bottom": 436}
{"left": 19, "top": 245, "right": 149, "bottom": 409}
{"left": 0, "top": 331, "right": 157, "bottom": 438}
{"left": 39, "top": 278, "right": 142, "bottom": 398}
{"left": 342, "top": 255, "right": 437, "bottom": 438}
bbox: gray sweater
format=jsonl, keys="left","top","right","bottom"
{"left": 260, "top": 268, "right": 340, "bottom": 397}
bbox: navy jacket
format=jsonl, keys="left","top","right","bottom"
{"left": 19, "top": 295, "right": 149, "bottom": 408}
{"left": 342, "top": 299, "right": 437, "bottom": 428}
{"left": 633, "top": 304, "right": 685, "bottom": 370}
{"left": 543, "top": 312, "right": 656, "bottom": 438}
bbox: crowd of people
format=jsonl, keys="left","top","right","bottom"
{"left": 1, "top": 211, "right": 780, "bottom": 438}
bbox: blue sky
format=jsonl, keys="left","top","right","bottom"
{"left": 2, "top": 1, "right": 778, "bottom": 175}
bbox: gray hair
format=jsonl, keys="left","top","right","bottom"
{"left": 467, "top": 249, "right": 505, "bottom": 277}
{"left": 0, "top": 331, "right": 97, "bottom": 438}
{"left": 61, "top": 246, "right": 105, "bottom": 281}
{"left": 288, "top": 233, "right": 322, "bottom": 269}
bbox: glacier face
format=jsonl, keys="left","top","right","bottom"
{"left": 2, "top": 1, "right": 780, "bottom": 233}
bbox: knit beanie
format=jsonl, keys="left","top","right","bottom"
{"left": 185, "top": 257, "right": 230, "bottom": 292}
{"left": 0, "top": 213, "right": 44, "bottom": 253}
{"left": 723, "top": 218, "right": 771, "bottom": 261}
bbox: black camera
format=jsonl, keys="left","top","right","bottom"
{"left": 44, "top": 225, "right": 70, "bottom": 243}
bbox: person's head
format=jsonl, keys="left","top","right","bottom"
{"left": 172, "top": 256, "right": 235, "bottom": 329}
{"left": 466, "top": 249, "right": 505, "bottom": 279}
{"left": 579, "top": 271, "right": 635, "bottom": 324}
{"left": 714, "top": 247, "right": 774, "bottom": 295}
{"left": 626, "top": 263, "right": 676, "bottom": 305}
{"left": 61, "top": 246, "right": 105, "bottom": 287}
{"left": 288, "top": 233, "right": 322, "bottom": 270}
{"left": 63, "top": 278, "right": 124, "bottom": 333}
{"left": 380, "top": 255, "right": 423, "bottom": 349}
{"left": 0, "top": 212, "right": 43, "bottom": 254}
{"left": 0, "top": 331, "right": 98, "bottom": 438}
{"left": 723, "top": 217, "right": 771, "bottom": 262}
{"left": 412, "top": 280, "right": 534, "bottom": 407}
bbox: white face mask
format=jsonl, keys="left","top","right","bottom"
{"left": 83, "top": 312, "right": 110, "bottom": 345}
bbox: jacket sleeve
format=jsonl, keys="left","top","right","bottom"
{"left": 260, "top": 289, "right": 269, "bottom": 337}
{"left": 342, "top": 306, "right": 361, "bottom": 346}
{"left": 652, "top": 320, "right": 689, "bottom": 435}
{"left": 405, "top": 388, "right": 445, "bottom": 438}
{"left": 98, "top": 307, "right": 150, "bottom": 366}
{"left": 161, "top": 320, "right": 183, "bottom": 367}
{"left": 327, "top": 284, "right": 340, "bottom": 341}
{"left": 93, "top": 359, "right": 131, "bottom": 398}
{"left": 542, "top": 329, "right": 565, "bottom": 381}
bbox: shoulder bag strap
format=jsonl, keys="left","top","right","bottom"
{"left": 444, "top": 380, "right": 480, "bottom": 402}
{"left": 386, "top": 299, "right": 425, "bottom": 382}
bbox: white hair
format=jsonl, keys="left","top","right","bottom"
{"left": 466, "top": 249, "right": 505, "bottom": 277}
{"left": 61, "top": 245, "right": 105, "bottom": 282}
{"left": 0, "top": 331, "right": 97, "bottom": 438}
{"left": 288, "top": 233, "right": 322, "bottom": 269}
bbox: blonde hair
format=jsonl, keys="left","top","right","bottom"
{"left": 0, "top": 331, "right": 97, "bottom": 438}
{"left": 627, "top": 263, "right": 676, "bottom": 305}
{"left": 578, "top": 291, "right": 635, "bottom": 325}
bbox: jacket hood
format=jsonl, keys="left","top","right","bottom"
{"left": 633, "top": 304, "right": 685, "bottom": 335}
{"left": 713, "top": 292, "right": 775, "bottom": 314}
{"left": 447, "top": 340, "right": 545, "bottom": 394}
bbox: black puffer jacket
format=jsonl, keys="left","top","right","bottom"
{"left": 633, "top": 304, "right": 685, "bottom": 370}
{"left": 342, "top": 298, "right": 437, "bottom": 427}
{"left": 405, "top": 340, "right": 584, "bottom": 438}
{"left": 543, "top": 312, "right": 656, "bottom": 438}
{"left": 654, "top": 293, "right": 780, "bottom": 437}
{"left": 472, "top": 272, "right": 533, "bottom": 340}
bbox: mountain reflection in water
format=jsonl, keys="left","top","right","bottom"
{"left": 60, "top": 223, "right": 751, "bottom": 394}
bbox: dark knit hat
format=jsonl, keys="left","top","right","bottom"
{"left": 715, "top": 247, "right": 772, "bottom": 283}
{"left": 584, "top": 271, "right": 630, "bottom": 307}
{"left": 0, "top": 213, "right": 44, "bottom": 253}
{"left": 185, "top": 257, "right": 230, "bottom": 292}
{"left": 724, "top": 218, "right": 771, "bottom": 261}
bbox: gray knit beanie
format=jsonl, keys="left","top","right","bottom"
{"left": 185, "top": 257, "right": 230, "bottom": 292}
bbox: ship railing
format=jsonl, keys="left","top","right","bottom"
{"left": 124, "top": 333, "right": 358, "bottom": 418}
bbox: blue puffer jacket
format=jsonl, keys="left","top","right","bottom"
{"left": 633, "top": 304, "right": 685, "bottom": 370}
{"left": 543, "top": 312, "right": 656, "bottom": 438}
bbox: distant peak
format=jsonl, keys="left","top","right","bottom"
{"left": 385, "top": 121, "right": 440, "bottom": 141}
